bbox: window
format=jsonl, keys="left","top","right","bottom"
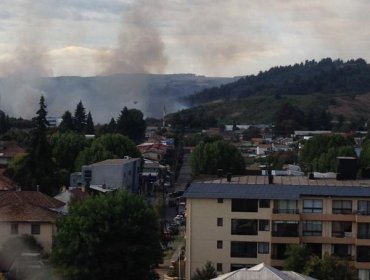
{"left": 258, "top": 220, "right": 270, "bottom": 231}
{"left": 216, "top": 263, "right": 223, "bottom": 272}
{"left": 273, "top": 200, "right": 298, "bottom": 214}
{"left": 217, "top": 240, "right": 223, "bottom": 249}
{"left": 10, "top": 223, "right": 18, "bottom": 235}
{"left": 332, "top": 200, "right": 352, "bottom": 214}
{"left": 217, "top": 198, "right": 224, "bottom": 203}
{"left": 31, "top": 224, "right": 40, "bottom": 235}
{"left": 358, "top": 200, "right": 370, "bottom": 215}
{"left": 259, "top": 199, "right": 270, "bottom": 208}
{"left": 358, "top": 223, "right": 370, "bottom": 239}
{"left": 331, "top": 244, "right": 351, "bottom": 259}
{"left": 357, "top": 246, "right": 370, "bottom": 262}
{"left": 231, "top": 199, "right": 258, "bottom": 212}
{"left": 258, "top": 242, "right": 269, "bottom": 254}
{"left": 230, "top": 242, "right": 257, "bottom": 258}
{"left": 303, "top": 221, "right": 322, "bottom": 236}
{"left": 332, "top": 221, "right": 352, "bottom": 237}
{"left": 303, "top": 199, "right": 323, "bottom": 213}
{"left": 272, "top": 221, "right": 299, "bottom": 237}
{"left": 231, "top": 219, "right": 257, "bottom": 235}
{"left": 217, "top": 218, "right": 223, "bottom": 227}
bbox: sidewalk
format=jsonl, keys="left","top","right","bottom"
{"left": 156, "top": 232, "right": 184, "bottom": 279}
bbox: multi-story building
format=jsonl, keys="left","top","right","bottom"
{"left": 71, "top": 157, "right": 141, "bottom": 193}
{"left": 184, "top": 176, "right": 370, "bottom": 280}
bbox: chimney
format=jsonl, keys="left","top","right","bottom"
{"left": 36, "top": 185, "right": 39, "bottom": 192}
{"left": 226, "top": 173, "right": 232, "bottom": 182}
{"left": 268, "top": 168, "right": 273, "bottom": 184}
{"left": 217, "top": 169, "right": 223, "bottom": 178}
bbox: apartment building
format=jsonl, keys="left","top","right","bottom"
{"left": 184, "top": 176, "right": 370, "bottom": 280}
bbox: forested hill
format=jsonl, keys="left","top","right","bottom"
{"left": 183, "top": 58, "right": 370, "bottom": 105}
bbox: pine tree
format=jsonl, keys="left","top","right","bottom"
{"left": 25, "top": 96, "right": 56, "bottom": 194}
{"left": 191, "top": 262, "right": 217, "bottom": 280}
{"left": 59, "top": 110, "right": 74, "bottom": 132}
{"left": 116, "top": 106, "right": 129, "bottom": 135}
{"left": 107, "top": 117, "right": 117, "bottom": 133}
{"left": 74, "top": 101, "right": 87, "bottom": 133}
{"left": 85, "top": 111, "right": 95, "bottom": 135}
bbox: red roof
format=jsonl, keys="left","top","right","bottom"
{"left": 0, "top": 191, "right": 65, "bottom": 209}
{"left": 0, "top": 169, "right": 16, "bottom": 191}
{"left": 0, "top": 191, "right": 65, "bottom": 223}
{"left": 0, "top": 141, "right": 25, "bottom": 158}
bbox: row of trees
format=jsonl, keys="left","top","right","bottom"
{"left": 299, "top": 134, "right": 356, "bottom": 172}
{"left": 185, "top": 58, "right": 370, "bottom": 105}
{"left": 191, "top": 139, "right": 245, "bottom": 176}
{"left": 284, "top": 244, "right": 357, "bottom": 280}
{"left": 7, "top": 97, "right": 142, "bottom": 195}
{"left": 59, "top": 101, "right": 146, "bottom": 143}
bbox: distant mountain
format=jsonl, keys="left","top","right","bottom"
{"left": 0, "top": 73, "right": 237, "bottom": 123}
{"left": 183, "top": 58, "right": 370, "bottom": 105}
{"left": 170, "top": 58, "right": 370, "bottom": 126}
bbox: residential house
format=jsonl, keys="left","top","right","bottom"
{"left": 75, "top": 157, "right": 141, "bottom": 193}
{"left": 0, "top": 141, "right": 25, "bottom": 167}
{"left": 0, "top": 191, "right": 65, "bottom": 253}
{"left": 211, "top": 262, "right": 316, "bottom": 280}
{"left": 54, "top": 187, "right": 89, "bottom": 214}
{"left": 184, "top": 175, "right": 370, "bottom": 280}
{"left": 138, "top": 142, "right": 169, "bottom": 162}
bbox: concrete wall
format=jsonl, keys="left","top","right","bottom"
{"left": 0, "top": 222, "right": 55, "bottom": 253}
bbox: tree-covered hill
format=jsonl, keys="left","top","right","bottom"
{"left": 183, "top": 58, "right": 370, "bottom": 106}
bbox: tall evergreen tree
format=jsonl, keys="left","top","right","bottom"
{"left": 107, "top": 117, "right": 117, "bottom": 133}
{"left": 74, "top": 101, "right": 87, "bottom": 133}
{"left": 85, "top": 111, "right": 95, "bottom": 135}
{"left": 59, "top": 110, "right": 74, "bottom": 132}
{"left": 24, "top": 96, "right": 56, "bottom": 194}
{"left": 116, "top": 107, "right": 146, "bottom": 142}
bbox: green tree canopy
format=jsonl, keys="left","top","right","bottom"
{"left": 191, "top": 140, "right": 245, "bottom": 176}
{"left": 74, "top": 134, "right": 140, "bottom": 170}
{"left": 283, "top": 245, "right": 358, "bottom": 280}
{"left": 84, "top": 111, "right": 95, "bottom": 135}
{"left": 52, "top": 190, "right": 162, "bottom": 280}
{"left": 191, "top": 261, "right": 217, "bottom": 280}
{"left": 49, "top": 131, "right": 88, "bottom": 172}
{"left": 299, "top": 134, "right": 356, "bottom": 172}
{"left": 59, "top": 110, "right": 74, "bottom": 132}
{"left": 13, "top": 96, "right": 57, "bottom": 194}
{"left": 74, "top": 101, "right": 87, "bottom": 133}
{"left": 117, "top": 107, "right": 146, "bottom": 143}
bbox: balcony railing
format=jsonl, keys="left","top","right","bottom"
{"left": 356, "top": 210, "right": 370, "bottom": 215}
{"left": 272, "top": 208, "right": 299, "bottom": 214}
{"left": 331, "top": 254, "right": 354, "bottom": 261}
{"left": 332, "top": 232, "right": 352, "bottom": 238}
{"left": 357, "top": 233, "right": 370, "bottom": 239}
{"left": 357, "top": 256, "right": 370, "bottom": 262}
{"left": 272, "top": 231, "right": 299, "bottom": 237}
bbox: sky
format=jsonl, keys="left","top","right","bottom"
{"left": 0, "top": 0, "right": 370, "bottom": 78}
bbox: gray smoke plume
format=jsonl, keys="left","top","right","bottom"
{"left": 0, "top": 1, "right": 52, "bottom": 118}
{"left": 101, "top": 0, "right": 168, "bottom": 74}
{"left": 97, "top": 0, "right": 168, "bottom": 118}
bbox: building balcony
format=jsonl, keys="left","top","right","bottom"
{"left": 331, "top": 254, "right": 354, "bottom": 261}
{"left": 273, "top": 208, "right": 299, "bottom": 214}
{"left": 357, "top": 233, "right": 370, "bottom": 239}
{"left": 357, "top": 256, "right": 370, "bottom": 262}
{"left": 272, "top": 231, "right": 299, "bottom": 237}
{"left": 332, "top": 232, "right": 353, "bottom": 238}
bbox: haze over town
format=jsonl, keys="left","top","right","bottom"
{"left": 0, "top": 0, "right": 369, "bottom": 121}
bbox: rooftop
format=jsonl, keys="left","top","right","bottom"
{"left": 184, "top": 176, "right": 370, "bottom": 200}
{"left": 212, "top": 263, "right": 316, "bottom": 280}
{"left": 89, "top": 158, "right": 140, "bottom": 166}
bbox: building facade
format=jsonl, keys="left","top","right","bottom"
{"left": 184, "top": 176, "right": 370, "bottom": 280}
{"left": 74, "top": 158, "right": 141, "bottom": 192}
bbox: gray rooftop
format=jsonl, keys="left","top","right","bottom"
{"left": 89, "top": 158, "right": 140, "bottom": 166}
{"left": 184, "top": 176, "right": 370, "bottom": 200}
